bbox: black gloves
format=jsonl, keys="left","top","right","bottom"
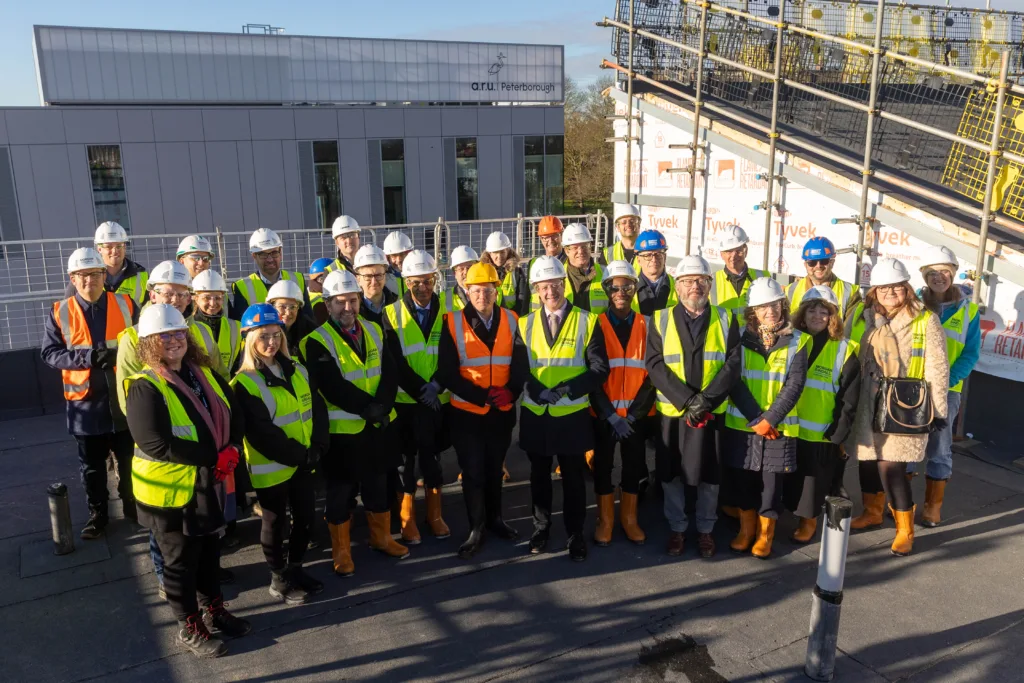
{"left": 91, "top": 348, "right": 117, "bottom": 369}
{"left": 361, "top": 403, "right": 386, "bottom": 422}
{"left": 304, "top": 448, "right": 321, "bottom": 469}
{"left": 684, "top": 393, "right": 712, "bottom": 420}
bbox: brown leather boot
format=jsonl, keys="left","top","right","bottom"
{"left": 720, "top": 505, "right": 740, "bottom": 519}
{"left": 890, "top": 505, "right": 916, "bottom": 556}
{"left": 790, "top": 516, "right": 818, "bottom": 544}
{"left": 367, "top": 511, "right": 410, "bottom": 558}
{"left": 328, "top": 521, "right": 354, "bottom": 577}
{"left": 730, "top": 509, "right": 757, "bottom": 552}
{"left": 922, "top": 478, "right": 947, "bottom": 528}
{"left": 593, "top": 494, "right": 614, "bottom": 546}
{"left": 751, "top": 516, "right": 777, "bottom": 559}
{"left": 425, "top": 487, "right": 451, "bottom": 539}
{"left": 619, "top": 491, "right": 646, "bottom": 545}
{"left": 399, "top": 493, "right": 421, "bottom": 545}
{"left": 851, "top": 492, "right": 886, "bottom": 530}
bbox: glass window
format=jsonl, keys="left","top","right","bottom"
{"left": 87, "top": 145, "right": 130, "bottom": 231}
{"left": 524, "top": 136, "right": 545, "bottom": 217}
{"left": 545, "top": 135, "right": 564, "bottom": 216}
{"left": 455, "top": 138, "right": 478, "bottom": 221}
{"left": 381, "top": 139, "right": 406, "bottom": 225}
{"left": 313, "top": 141, "right": 341, "bottom": 232}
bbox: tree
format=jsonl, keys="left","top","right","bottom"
{"left": 562, "top": 76, "right": 616, "bottom": 216}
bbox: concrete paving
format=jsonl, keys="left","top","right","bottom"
{"left": 3, "top": 413, "right": 1023, "bottom": 682}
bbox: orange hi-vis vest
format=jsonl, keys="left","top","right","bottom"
{"left": 595, "top": 312, "right": 654, "bottom": 418}
{"left": 53, "top": 292, "right": 133, "bottom": 400}
{"left": 445, "top": 307, "right": 517, "bottom": 415}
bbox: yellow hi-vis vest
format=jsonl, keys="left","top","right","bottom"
{"left": 651, "top": 306, "right": 730, "bottom": 417}
{"left": 446, "top": 287, "right": 468, "bottom": 312}
{"left": 498, "top": 267, "right": 517, "bottom": 309}
{"left": 603, "top": 241, "right": 639, "bottom": 271}
{"left": 116, "top": 271, "right": 149, "bottom": 307}
{"left": 796, "top": 338, "right": 859, "bottom": 443}
{"left": 519, "top": 306, "right": 597, "bottom": 417}
{"left": 384, "top": 294, "right": 452, "bottom": 404}
{"left": 725, "top": 331, "right": 810, "bottom": 437}
{"left": 128, "top": 365, "right": 230, "bottom": 509}
{"left": 234, "top": 271, "right": 306, "bottom": 307}
{"left": 189, "top": 317, "right": 241, "bottom": 380}
{"left": 710, "top": 268, "right": 768, "bottom": 318}
{"left": 942, "top": 299, "right": 978, "bottom": 393}
{"left": 231, "top": 364, "right": 313, "bottom": 488}
{"left": 530, "top": 263, "right": 609, "bottom": 315}
{"left": 845, "top": 301, "right": 867, "bottom": 344}
{"left": 906, "top": 310, "right": 932, "bottom": 380}
{"left": 299, "top": 320, "right": 397, "bottom": 434}
{"left": 786, "top": 277, "right": 856, "bottom": 318}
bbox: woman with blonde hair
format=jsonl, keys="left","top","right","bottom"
{"left": 481, "top": 231, "right": 530, "bottom": 315}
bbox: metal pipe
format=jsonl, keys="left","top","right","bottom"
{"left": 684, "top": 0, "right": 711, "bottom": 257}
{"left": 624, "top": 0, "right": 636, "bottom": 205}
{"left": 805, "top": 496, "right": 854, "bottom": 681}
{"left": 761, "top": 0, "right": 787, "bottom": 272}
{"left": 854, "top": 0, "right": 887, "bottom": 287}
{"left": 973, "top": 51, "right": 1010, "bottom": 308}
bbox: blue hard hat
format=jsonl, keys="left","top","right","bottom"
{"left": 802, "top": 237, "right": 836, "bottom": 261}
{"left": 241, "top": 303, "right": 284, "bottom": 331}
{"left": 309, "top": 257, "right": 333, "bottom": 276}
{"left": 634, "top": 229, "right": 667, "bottom": 252}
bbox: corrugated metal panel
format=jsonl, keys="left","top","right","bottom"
{"left": 34, "top": 26, "right": 564, "bottom": 105}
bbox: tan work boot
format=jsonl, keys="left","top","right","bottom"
{"left": 851, "top": 492, "right": 886, "bottom": 530}
{"left": 921, "top": 478, "right": 948, "bottom": 528}
{"left": 751, "top": 516, "right": 777, "bottom": 559}
{"left": 593, "top": 493, "right": 614, "bottom": 546}
{"left": 890, "top": 505, "right": 916, "bottom": 556}
{"left": 399, "top": 493, "right": 421, "bottom": 545}
{"left": 366, "top": 511, "right": 410, "bottom": 559}
{"left": 328, "top": 521, "right": 355, "bottom": 577}
{"left": 619, "top": 491, "right": 646, "bottom": 545}
{"left": 730, "top": 509, "right": 757, "bottom": 552}
{"left": 585, "top": 450, "right": 595, "bottom": 471}
{"left": 790, "top": 516, "right": 818, "bottom": 544}
{"left": 425, "top": 487, "right": 451, "bottom": 538}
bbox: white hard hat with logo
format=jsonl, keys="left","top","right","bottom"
{"left": 450, "top": 245, "right": 479, "bottom": 268}
{"left": 322, "top": 269, "right": 361, "bottom": 297}
{"left": 401, "top": 250, "right": 438, "bottom": 278}
{"left": 176, "top": 235, "right": 214, "bottom": 257}
{"left": 138, "top": 304, "right": 189, "bottom": 338}
{"left": 529, "top": 255, "right": 567, "bottom": 284}
{"left": 485, "top": 231, "right": 513, "bottom": 253}
{"left": 614, "top": 204, "right": 640, "bottom": 223}
{"left": 249, "top": 228, "right": 283, "bottom": 254}
{"left": 267, "top": 280, "right": 304, "bottom": 303}
{"left": 383, "top": 232, "right": 414, "bottom": 256}
{"left": 191, "top": 270, "right": 229, "bottom": 293}
{"left": 870, "top": 258, "right": 911, "bottom": 287}
{"left": 719, "top": 224, "right": 750, "bottom": 252}
{"left": 674, "top": 255, "right": 713, "bottom": 278}
{"left": 746, "top": 276, "right": 786, "bottom": 308}
{"left": 354, "top": 244, "right": 388, "bottom": 270}
{"left": 801, "top": 284, "right": 840, "bottom": 308}
{"left": 94, "top": 221, "right": 129, "bottom": 244}
{"left": 919, "top": 245, "right": 958, "bottom": 272}
{"left": 148, "top": 260, "right": 192, "bottom": 289}
{"left": 562, "top": 223, "right": 592, "bottom": 247}
{"left": 67, "top": 247, "right": 105, "bottom": 274}
{"left": 602, "top": 259, "right": 639, "bottom": 283}
{"left": 332, "top": 215, "right": 360, "bottom": 238}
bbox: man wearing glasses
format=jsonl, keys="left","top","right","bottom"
{"left": 326, "top": 215, "right": 361, "bottom": 275}
{"left": 709, "top": 224, "right": 768, "bottom": 319}
{"left": 540, "top": 223, "right": 608, "bottom": 315}
{"left": 786, "top": 237, "right": 859, "bottom": 319}
{"left": 231, "top": 228, "right": 311, "bottom": 319}
{"left": 633, "top": 230, "right": 678, "bottom": 315}
{"left": 603, "top": 205, "right": 642, "bottom": 268}
{"left": 352, "top": 244, "right": 398, "bottom": 327}
{"left": 65, "top": 222, "right": 149, "bottom": 307}
{"left": 176, "top": 235, "right": 216, "bottom": 279}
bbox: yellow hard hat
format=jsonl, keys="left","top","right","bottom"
{"left": 465, "top": 262, "right": 499, "bottom": 286}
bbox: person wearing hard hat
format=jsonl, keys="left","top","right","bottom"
{"left": 480, "top": 231, "right": 530, "bottom": 315}
{"left": 589, "top": 260, "right": 656, "bottom": 548}
{"left": 42, "top": 248, "right": 139, "bottom": 540}
{"left": 436, "top": 262, "right": 522, "bottom": 559}
{"left": 352, "top": 244, "right": 399, "bottom": 327}
{"left": 383, "top": 232, "right": 414, "bottom": 298}
{"left": 63, "top": 222, "right": 150, "bottom": 306}
{"left": 784, "top": 286, "right": 861, "bottom": 544}
{"left": 232, "top": 303, "right": 329, "bottom": 605}
{"left": 176, "top": 235, "right": 215, "bottom": 279}
{"left": 383, "top": 250, "right": 453, "bottom": 545}
{"left": 190, "top": 270, "right": 242, "bottom": 380}
{"left": 604, "top": 205, "right": 642, "bottom": 266}
{"left": 326, "top": 215, "right": 361, "bottom": 274}
{"left": 646, "top": 255, "right": 741, "bottom": 558}
{"left": 710, "top": 224, "right": 768, "bottom": 318}
{"left": 633, "top": 229, "right": 678, "bottom": 315}
{"left": 308, "top": 258, "right": 333, "bottom": 325}
{"left": 786, "top": 237, "right": 859, "bottom": 319}
{"left": 300, "top": 270, "right": 408, "bottom": 574}
{"left": 511, "top": 255, "right": 610, "bottom": 561}
{"left": 267, "top": 280, "right": 318, "bottom": 361}
{"left": 722, "top": 277, "right": 810, "bottom": 559}
{"left": 534, "top": 215, "right": 567, "bottom": 265}
{"left": 124, "top": 304, "right": 250, "bottom": 657}
{"left": 536, "top": 222, "right": 607, "bottom": 315}
{"left": 847, "top": 259, "right": 949, "bottom": 557}
{"left": 231, "top": 228, "right": 310, "bottom": 318}
{"left": 447, "top": 245, "right": 479, "bottom": 311}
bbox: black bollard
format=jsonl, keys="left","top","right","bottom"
{"left": 47, "top": 482, "right": 75, "bottom": 555}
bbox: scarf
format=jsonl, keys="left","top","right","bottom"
{"left": 756, "top": 319, "right": 785, "bottom": 351}
{"left": 153, "top": 360, "right": 231, "bottom": 451}
{"left": 866, "top": 310, "right": 902, "bottom": 378}
{"left": 566, "top": 262, "right": 595, "bottom": 293}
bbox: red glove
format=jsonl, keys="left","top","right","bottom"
{"left": 487, "top": 386, "right": 515, "bottom": 408}
{"left": 752, "top": 420, "right": 780, "bottom": 440}
{"left": 214, "top": 446, "right": 240, "bottom": 481}
{"left": 686, "top": 413, "right": 715, "bottom": 429}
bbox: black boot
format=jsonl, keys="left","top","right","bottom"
{"left": 80, "top": 511, "right": 108, "bottom": 540}
{"left": 458, "top": 528, "right": 485, "bottom": 560}
{"left": 269, "top": 570, "right": 308, "bottom": 605}
{"left": 567, "top": 533, "right": 588, "bottom": 562}
{"left": 179, "top": 613, "right": 227, "bottom": 658}
{"left": 486, "top": 518, "right": 519, "bottom": 540}
{"left": 203, "top": 596, "right": 252, "bottom": 637}
{"left": 218, "top": 567, "right": 235, "bottom": 584}
{"left": 288, "top": 563, "right": 324, "bottom": 595}
{"left": 529, "top": 528, "right": 549, "bottom": 555}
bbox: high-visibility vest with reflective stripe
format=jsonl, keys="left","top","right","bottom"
{"left": 796, "top": 337, "right": 859, "bottom": 443}
{"left": 231, "top": 364, "right": 313, "bottom": 488}
{"left": 530, "top": 263, "right": 608, "bottom": 315}
{"left": 446, "top": 308, "right": 517, "bottom": 415}
{"left": 631, "top": 273, "right": 679, "bottom": 314}
{"left": 384, "top": 294, "right": 452, "bottom": 404}
{"left": 309, "top": 290, "right": 323, "bottom": 307}
{"left": 299, "top": 320, "right": 396, "bottom": 434}
{"left": 498, "top": 267, "right": 517, "bottom": 309}
{"left": 941, "top": 299, "right": 978, "bottom": 393}
{"left": 324, "top": 258, "right": 351, "bottom": 275}
{"left": 603, "top": 242, "right": 639, "bottom": 271}
{"left": 725, "top": 331, "right": 810, "bottom": 437}
{"left": 189, "top": 317, "right": 241, "bottom": 380}
{"left": 233, "top": 271, "right": 306, "bottom": 307}
{"left": 446, "top": 287, "right": 468, "bottom": 312}
{"left": 652, "top": 306, "right": 731, "bottom": 417}
{"left": 128, "top": 365, "right": 230, "bottom": 509}
{"left": 906, "top": 310, "right": 931, "bottom": 380}
{"left": 116, "top": 272, "right": 149, "bottom": 306}
{"left": 710, "top": 268, "right": 768, "bottom": 318}
{"left": 596, "top": 312, "right": 653, "bottom": 418}
{"left": 518, "top": 306, "right": 597, "bottom": 417}
{"left": 787, "top": 277, "right": 856, "bottom": 317}
{"left": 53, "top": 293, "right": 133, "bottom": 400}
{"left": 846, "top": 302, "right": 867, "bottom": 344}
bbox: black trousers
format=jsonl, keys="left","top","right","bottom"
{"left": 783, "top": 441, "right": 847, "bottom": 518}
{"left": 74, "top": 431, "right": 134, "bottom": 515}
{"left": 452, "top": 412, "right": 514, "bottom": 530}
{"left": 528, "top": 452, "right": 587, "bottom": 535}
{"left": 254, "top": 469, "right": 316, "bottom": 571}
{"left": 395, "top": 404, "right": 444, "bottom": 493}
{"left": 324, "top": 472, "right": 389, "bottom": 524}
{"left": 593, "top": 420, "right": 648, "bottom": 496}
{"left": 729, "top": 467, "right": 786, "bottom": 519}
{"left": 153, "top": 529, "right": 221, "bottom": 623}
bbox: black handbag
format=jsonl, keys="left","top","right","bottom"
{"left": 874, "top": 377, "right": 934, "bottom": 435}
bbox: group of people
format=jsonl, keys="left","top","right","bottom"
{"left": 42, "top": 208, "right": 980, "bottom": 658}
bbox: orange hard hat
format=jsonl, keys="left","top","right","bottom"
{"left": 537, "top": 215, "right": 564, "bottom": 237}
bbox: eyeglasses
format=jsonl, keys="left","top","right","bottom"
{"left": 196, "top": 293, "right": 224, "bottom": 304}
{"left": 73, "top": 271, "right": 105, "bottom": 281}
{"left": 679, "top": 278, "right": 709, "bottom": 289}
{"left": 606, "top": 284, "right": 636, "bottom": 295}
{"left": 358, "top": 272, "right": 386, "bottom": 282}
{"left": 184, "top": 254, "right": 212, "bottom": 264}
{"left": 637, "top": 251, "right": 666, "bottom": 261}
{"left": 96, "top": 243, "right": 125, "bottom": 252}
{"left": 539, "top": 236, "right": 561, "bottom": 244}
{"left": 256, "top": 331, "right": 283, "bottom": 344}
{"left": 468, "top": 285, "right": 496, "bottom": 296}
{"left": 876, "top": 285, "right": 904, "bottom": 294}
{"left": 407, "top": 277, "right": 436, "bottom": 288}
{"left": 806, "top": 259, "right": 833, "bottom": 267}
{"left": 153, "top": 288, "right": 190, "bottom": 301}
{"left": 273, "top": 303, "right": 300, "bottom": 313}
{"left": 158, "top": 330, "right": 187, "bottom": 343}
{"left": 255, "top": 249, "right": 282, "bottom": 261}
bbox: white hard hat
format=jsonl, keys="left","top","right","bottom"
{"left": 249, "top": 228, "right": 283, "bottom": 254}
{"left": 138, "top": 303, "right": 188, "bottom": 338}
{"left": 322, "top": 269, "right": 361, "bottom": 297}
{"left": 67, "top": 247, "right": 105, "bottom": 274}
{"left": 450, "top": 245, "right": 479, "bottom": 268}
{"left": 674, "top": 255, "right": 713, "bottom": 278}
{"left": 719, "top": 224, "right": 750, "bottom": 252}
{"left": 267, "top": 279, "right": 303, "bottom": 303}
{"left": 919, "top": 245, "right": 958, "bottom": 272}
{"left": 94, "top": 221, "right": 128, "bottom": 244}
{"left": 614, "top": 205, "right": 640, "bottom": 223}
{"left": 176, "top": 235, "right": 214, "bottom": 258}
{"left": 191, "top": 270, "right": 229, "bottom": 293}
{"left": 602, "top": 259, "right": 639, "bottom": 283}
{"left": 529, "top": 255, "right": 567, "bottom": 284}
{"left": 401, "top": 249, "right": 438, "bottom": 278}
{"left": 746, "top": 276, "right": 786, "bottom": 308}
{"left": 383, "top": 232, "right": 414, "bottom": 256}
{"left": 353, "top": 244, "right": 388, "bottom": 270}
{"left": 485, "top": 231, "right": 513, "bottom": 253}
{"left": 801, "top": 284, "right": 839, "bottom": 308}
{"left": 332, "top": 215, "right": 360, "bottom": 238}
{"left": 561, "top": 223, "right": 592, "bottom": 247}
{"left": 870, "top": 258, "right": 911, "bottom": 287}
{"left": 148, "top": 260, "right": 192, "bottom": 289}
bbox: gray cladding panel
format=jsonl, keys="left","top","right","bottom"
{"left": 5, "top": 110, "right": 66, "bottom": 145}
{"left": 476, "top": 136, "right": 502, "bottom": 220}
{"left": 511, "top": 135, "right": 524, "bottom": 216}
{"left": 152, "top": 109, "right": 203, "bottom": 142}
{"left": 478, "top": 107, "right": 512, "bottom": 135}
{"left": 65, "top": 145, "right": 97, "bottom": 233}
{"left": 9, "top": 147, "right": 41, "bottom": 239}
{"left": 419, "top": 137, "right": 445, "bottom": 224}
{"left": 442, "top": 137, "right": 457, "bottom": 221}
{"left": 120, "top": 143, "right": 165, "bottom": 234}
{"left": 339, "top": 139, "right": 370, "bottom": 226}
{"left": 404, "top": 109, "right": 441, "bottom": 138}
{"left": 511, "top": 108, "right": 545, "bottom": 135}
{"left": 251, "top": 141, "right": 289, "bottom": 231}
{"left": 156, "top": 143, "right": 198, "bottom": 233}
{"left": 116, "top": 110, "right": 154, "bottom": 142}
{"left": 235, "top": 142, "right": 261, "bottom": 230}
{"left": 545, "top": 107, "right": 565, "bottom": 135}
{"left": 250, "top": 110, "right": 295, "bottom": 140}
{"left": 30, "top": 146, "right": 79, "bottom": 239}
{"left": 203, "top": 109, "right": 251, "bottom": 141}
{"left": 441, "top": 109, "right": 478, "bottom": 137}
{"left": 205, "top": 142, "right": 245, "bottom": 232}
{"left": 62, "top": 110, "right": 120, "bottom": 144}
{"left": 403, "top": 140, "right": 422, "bottom": 223}
{"left": 364, "top": 109, "right": 404, "bottom": 139}
{"left": 281, "top": 141, "right": 304, "bottom": 229}
{"left": 295, "top": 109, "right": 339, "bottom": 139}
{"left": 296, "top": 141, "right": 317, "bottom": 230}
{"left": 0, "top": 114, "right": 8, "bottom": 144}
{"left": 189, "top": 142, "right": 213, "bottom": 230}
{"left": 366, "top": 139, "right": 383, "bottom": 226}
{"left": 336, "top": 109, "right": 365, "bottom": 139}
{"left": 0, "top": 148, "right": 23, "bottom": 241}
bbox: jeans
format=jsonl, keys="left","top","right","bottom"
{"left": 150, "top": 531, "right": 165, "bottom": 585}
{"left": 910, "top": 391, "right": 960, "bottom": 481}
{"left": 662, "top": 477, "right": 719, "bottom": 533}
